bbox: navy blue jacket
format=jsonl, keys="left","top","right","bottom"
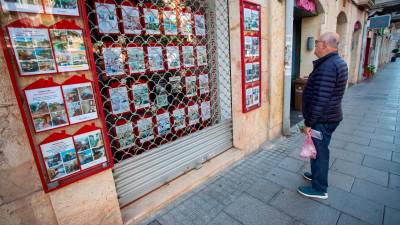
{"left": 302, "top": 52, "right": 348, "bottom": 127}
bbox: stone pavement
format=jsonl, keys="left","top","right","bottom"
{"left": 137, "top": 62, "right": 400, "bottom": 225}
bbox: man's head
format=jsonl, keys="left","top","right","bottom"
{"left": 314, "top": 32, "right": 340, "bottom": 58}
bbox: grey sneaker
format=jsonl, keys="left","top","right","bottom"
{"left": 303, "top": 172, "right": 312, "bottom": 181}
{"left": 297, "top": 186, "right": 328, "bottom": 200}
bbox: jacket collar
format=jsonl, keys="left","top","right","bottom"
{"left": 313, "top": 51, "right": 339, "bottom": 68}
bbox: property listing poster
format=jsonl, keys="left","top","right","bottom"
{"left": 115, "top": 122, "right": 135, "bottom": 150}
{"left": 41, "top": 137, "right": 79, "bottom": 182}
{"left": 109, "top": 86, "right": 130, "bottom": 114}
{"left": 244, "top": 36, "right": 259, "bottom": 57}
{"left": 62, "top": 82, "right": 97, "bottom": 124}
{"left": 95, "top": 2, "right": 119, "bottom": 34}
{"left": 148, "top": 46, "right": 164, "bottom": 71}
{"left": 188, "top": 104, "right": 200, "bottom": 125}
{"left": 201, "top": 101, "right": 211, "bottom": 121}
{"left": 196, "top": 46, "right": 207, "bottom": 66}
{"left": 163, "top": 10, "right": 178, "bottom": 35}
{"left": 185, "top": 76, "right": 197, "bottom": 97}
{"left": 166, "top": 46, "right": 180, "bottom": 69}
{"left": 121, "top": 5, "right": 142, "bottom": 35}
{"left": 144, "top": 8, "right": 161, "bottom": 35}
{"left": 73, "top": 130, "right": 106, "bottom": 170}
{"left": 199, "top": 74, "right": 210, "bottom": 94}
{"left": 245, "top": 86, "right": 260, "bottom": 108}
{"left": 194, "top": 14, "right": 206, "bottom": 36}
{"left": 26, "top": 86, "right": 69, "bottom": 132}
{"left": 169, "top": 76, "right": 182, "bottom": 94}
{"left": 243, "top": 7, "right": 259, "bottom": 31}
{"left": 182, "top": 46, "right": 195, "bottom": 68}
{"left": 132, "top": 83, "right": 151, "bottom": 109}
{"left": 138, "top": 117, "right": 154, "bottom": 143}
{"left": 43, "top": 0, "right": 79, "bottom": 16}
{"left": 8, "top": 27, "right": 57, "bottom": 76}
{"left": 50, "top": 29, "right": 89, "bottom": 72}
{"left": 173, "top": 108, "right": 186, "bottom": 130}
{"left": 127, "top": 46, "right": 145, "bottom": 73}
{"left": 156, "top": 112, "right": 171, "bottom": 136}
{"left": 103, "top": 47, "right": 125, "bottom": 76}
{"left": 180, "top": 12, "right": 193, "bottom": 35}
{"left": 153, "top": 75, "right": 169, "bottom": 108}
{"left": 0, "top": 0, "right": 43, "bottom": 13}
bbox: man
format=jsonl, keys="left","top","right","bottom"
{"left": 297, "top": 32, "right": 348, "bottom": 200}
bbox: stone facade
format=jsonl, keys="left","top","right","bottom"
{"left": 299, "top": 0, "right": 368, "bottom": 85}
{"left": 231, "top": 0, "right": 285, "bottom": 153}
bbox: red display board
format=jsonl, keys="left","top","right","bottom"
{"left": 0, "top": 2, "right": 113, "bottom": 193}
{"left": 240, "top": 0, "right": 262, "bottom": 112}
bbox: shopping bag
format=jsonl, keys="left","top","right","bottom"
{"left": 300, "top": 133, "right": 317, "bottom": 159}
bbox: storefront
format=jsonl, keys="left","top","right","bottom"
{"left": 0, "top": 0, "right": 285, "bottom": 224}
{"left": 0, "top": 0, "right": 235, "bottom": 208}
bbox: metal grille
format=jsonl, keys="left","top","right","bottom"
{"left": 83, "top": 0, "right": 231, "bottom": 164}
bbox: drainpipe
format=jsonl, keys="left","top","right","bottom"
{"left": 357, "top": 18, "right": 369, "bottom": 83}
{"left": 283, "top": 0, "right": 294, "bottom": 136}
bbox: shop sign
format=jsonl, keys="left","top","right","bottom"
{"left": 369, "top": 15, "right": 391, "bottom": 29}
{"left": 295, "top": 0, "right": 316, "bottom": 13}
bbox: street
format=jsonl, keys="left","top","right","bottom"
{"left": 139, "top": 61, "right": 400, "bottom": 225}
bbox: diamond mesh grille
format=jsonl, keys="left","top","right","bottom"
{"left": 83, "top": 0, "right": 231, "bottom": 163}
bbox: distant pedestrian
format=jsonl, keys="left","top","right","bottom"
{"left": 298, "top": 32, "right": 348, "bottom": 199}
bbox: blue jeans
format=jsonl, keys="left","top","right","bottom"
{"left": 310, "top": 122, "right": 340, "bottom": 193}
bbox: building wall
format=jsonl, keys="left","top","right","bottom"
{"left": 230, "top": 0, "right": 285, "bottom": 152}
{"left": 299, "top": 0, "right": 367, "bottom": 83}
{"left": 0, "top": 9, "right": 123, "bottom": 225}
{"left": 0, "top": 40, "right": 59, "bottom": 225}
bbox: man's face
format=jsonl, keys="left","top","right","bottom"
{"left": 314, "top": 39, "right": 325, "bottom": 58}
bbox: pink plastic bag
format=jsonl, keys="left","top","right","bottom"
{"left": 300, "top": 134, "right": 317, "bottom": 159}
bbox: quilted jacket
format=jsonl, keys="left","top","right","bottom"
{"left": 302, "top": 51, "right": 348, "bottom": 127}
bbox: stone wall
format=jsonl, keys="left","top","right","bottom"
{"left": 230, "top": 0, "right": 285, "bottom": 152}
{"left": 299, "top": 0, "right": 367, "bottom": 83}
{"left": 0, "top": 8, "right": 123, "bottom": 225}
{"left": 0, "top": 37, "right": 59, "bottom": 225}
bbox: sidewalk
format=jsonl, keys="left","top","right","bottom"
{"left": 137, "top": 61, "right": 400, "bottom": 225}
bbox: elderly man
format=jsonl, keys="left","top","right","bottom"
{"left": 298, "top": 32, "right": 348, "bottom": 199}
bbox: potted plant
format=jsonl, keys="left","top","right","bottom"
{"left": 364, "top": 65, "right": 376, "bottom": 79}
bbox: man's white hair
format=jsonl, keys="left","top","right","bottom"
{"left": 320, "top": 32, "right": 340, "bottom": 49}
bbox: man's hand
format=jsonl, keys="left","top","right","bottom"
{"left": 303, "top": 126, "right": 311, "bottom": 135}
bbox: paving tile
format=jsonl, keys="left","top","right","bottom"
{"left": 289, "top": 150, "right": 309, "bottom": 162}
{"left": 384, "top": 207, "right": 400, "bottom": 225}
{"left": 320, "top": 187, "right": 384, "bottom": 225}
{"left": 330, "top": 148, "right": 364, "bottom": 164}
{"left": 369, "top": 139, "right": 400, "bottom": 152}
{"left": 345, "top": 143, "right": 392, "bottom": 160}
{"left": 264, "top": 167, "right": 308, "bottom": 192}
{"left": 208, "top": 212, "right": 242, "bottom": 225}
{"left": 359, "top": 121, "right": 396, "bottom": 131}
{"left": 351, "top": 179, "right": 400, "bottom": 210}
{"left": 332, "top": 133, "right": 371, "bottom": 146}
{"left": 158, "top": 212, "right": 183, "bottom": 225}
{"left": 328, "top": 171, "right": 355, "bottom": 192}
{"left": 224, "top": 194, "right": 293, "bottom": 225}
{"left": 389, "top": 174, "right": 400, "bottom": 192}
{"left": 362, "top": 156, "right": 400, "bottom": 175}
{"left": 278, "top": 157, "right": 305, "bottom": 172}
{"left": 245, "top": 178, "right": 282, "bottom": 204}
{"left": 375, "top": 128, "right": 400, "bottom": 136}
{"left": 337, "top": 214, "right": 373, "bottom": 225}
{"left": 331, "top": 159, "right": 389, "bottom": 186}
{"left": 354, "top": 131, "right": 395, "bottom": 143}
{"left": 330, "top": 139, "right": 348, "bottom": 149}
{"left": 269, "top": 189, "right": 340, "bottom": 225}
